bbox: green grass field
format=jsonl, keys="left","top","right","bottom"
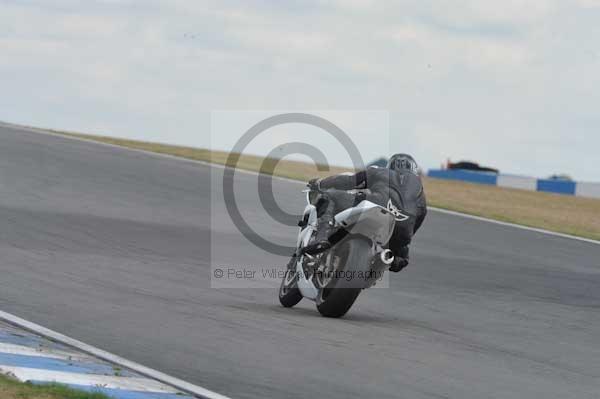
{"left": 46, "top": 128, "right": 600, "bottom": 241}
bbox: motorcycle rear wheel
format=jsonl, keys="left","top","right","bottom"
{"left": 316, "top": 237, "right": 371, "bottom": 318}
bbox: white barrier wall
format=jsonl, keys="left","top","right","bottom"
{"left": 576, "top": 182, "right": 600, "bottom": 199}
{"left": 497, "top": 175, "right": 537, "bottom": 191}
{"left": 429, "top": 169, "right": 600, "bottom": 199}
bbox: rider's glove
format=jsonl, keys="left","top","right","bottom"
{"left": 308, "top": 178, "right": 321, "bottom": 191}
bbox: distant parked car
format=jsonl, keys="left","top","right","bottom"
{"left": 448, "top": 161, "right": 499, "bottom": 174}
{"left": 548, "top": 174, "right": 573, "bottom": 181}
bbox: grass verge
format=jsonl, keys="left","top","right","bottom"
{"left": 0, "top": 374, "right": 110, "bottom": 399}
{"left": 47, "top": 129, "right": 600, "bottom": 241}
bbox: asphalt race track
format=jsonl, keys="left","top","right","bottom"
{"left": 1, "top": 123, "right": 599, "bottom": 399}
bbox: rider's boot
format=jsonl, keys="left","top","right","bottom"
{"left": 302, "top": 209, "right": 335, "bottom": 255}
{"left": 389, "top": 245, "right": 410, "bottom": 272}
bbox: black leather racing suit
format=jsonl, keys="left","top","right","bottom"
{"left": 314, "top": 166, "right": 427, "bottom": 262}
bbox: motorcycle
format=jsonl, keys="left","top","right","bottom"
{"left": 279, "top": 187, "right": 398, "bottom": 318}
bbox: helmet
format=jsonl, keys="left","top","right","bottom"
{"left": 387, "top": 153, "right": 418, "bottom": 174}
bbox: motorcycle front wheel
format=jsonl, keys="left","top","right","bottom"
{"left": 279, "top": 255, "right": 303, "bottom": 308}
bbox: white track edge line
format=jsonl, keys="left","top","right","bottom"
{"left": 0, "top": 310, "right": 231, "bottom": 399}
{"left": 428, "top": 207, "right": 600, "bottom": 245}
{"left": 7, "top": 121, "right": 599, "bottom": 246}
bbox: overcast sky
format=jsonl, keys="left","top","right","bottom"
{"left": 1, "top": 0, "right": 599, "bottom": 181}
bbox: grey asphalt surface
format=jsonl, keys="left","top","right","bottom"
{"left": 1, "top": 123, "right": 599, "bottom": 399}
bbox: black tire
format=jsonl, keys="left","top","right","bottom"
{"left": 316, "top": 237, "right": 371, "bottom": 318}
{"left": 279, "top": 258, "right": 303, "bottom": 308}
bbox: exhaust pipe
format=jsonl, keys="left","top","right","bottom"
{"left": 380, "top": 249, "right": 395, "bottom": 265}
{"left": 366, "top": 249, "right": 395, "bottom": 288}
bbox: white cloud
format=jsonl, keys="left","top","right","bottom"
{"left": 0, "top": 0, "right": 599, "bottom": 180}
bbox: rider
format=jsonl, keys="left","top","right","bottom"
{"left": 302, "top": 154, "right": 427, "bottom": 272}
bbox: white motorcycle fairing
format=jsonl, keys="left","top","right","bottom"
{"left": 334, "top": 200, "right": 396, "bottom": 246}
{"left": 295, "top": 200, "right": 396, "bottom": 300}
